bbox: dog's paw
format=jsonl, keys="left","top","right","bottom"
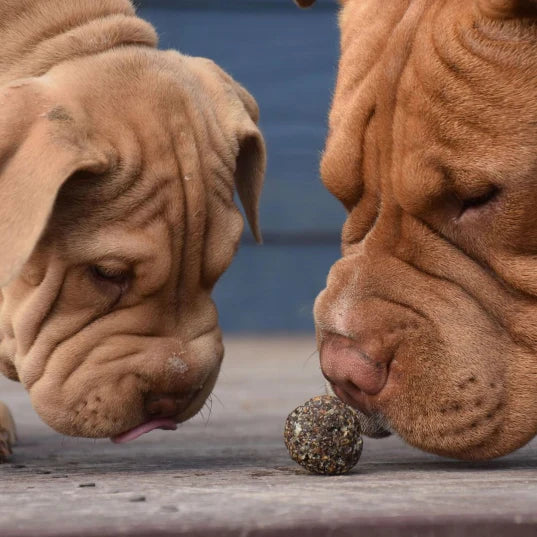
{"left": 0, "top": 402, "right": 16, "bottom": 463}
{"left": 0, "top": 430, "right": 13, "bottom": 461}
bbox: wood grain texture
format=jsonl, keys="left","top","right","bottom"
{"left": 1, "top": 337, "right": 537, "bottom": 536}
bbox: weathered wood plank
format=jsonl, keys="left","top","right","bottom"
{"left": 1, "top": 337, "right": 537, "bottom": 536}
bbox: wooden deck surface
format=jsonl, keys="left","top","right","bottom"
{"left": 2, "top": 336, "right": 537, "bottom": 537}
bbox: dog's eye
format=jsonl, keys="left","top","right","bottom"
{"left": 90, "top": 265, "right": 130, "bottom": 286}
{"left": 459, "top": 186, "right": 500, "bottom": 217}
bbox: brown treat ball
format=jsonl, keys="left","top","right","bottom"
{"left": 284, "top": 395, "right": 363, "bottom": 475}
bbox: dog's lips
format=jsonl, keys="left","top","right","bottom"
{"left": 110, "top": 418, "right": 177, "bottom": 444}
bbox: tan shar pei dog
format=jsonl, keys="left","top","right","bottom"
{"left": 0, "top": 0, "right": 265, "bottom": 460}
{"left": 296, "top": 0, "right": 537, "bottom": 460}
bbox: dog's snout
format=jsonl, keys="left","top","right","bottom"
{"left": 321, "top": 333, "right": 392, "bottom": 397}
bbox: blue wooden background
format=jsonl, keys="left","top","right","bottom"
{"left": 137, "top": 0, "right": 343, "bottom": 332}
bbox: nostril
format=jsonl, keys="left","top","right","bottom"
{"left": 320, "top": 333, "right": 391, "bottom": 397}
{"left": 145, "top": 394, "right": 179, "bottom": 419}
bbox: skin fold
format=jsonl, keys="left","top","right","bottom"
{"left": 306, "top": 0, "right": 537, "bottom": 460}
{"left": 0, "top": 0, "right": 265, "bottom": 458}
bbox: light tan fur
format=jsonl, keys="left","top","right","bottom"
{"left": 0, "top": 0, "right": 265, "bottom": 460}
{"left": 302, "top": 0, "right": 537, "bottom": 459}
{"left": 0, "top": 401, "right": 15, "bottom": 459}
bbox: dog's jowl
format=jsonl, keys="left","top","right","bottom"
{"left": 0, "top": 0, "right": 265, "bottom": 460}
{"left": 312, "top": 0, "right": 537, "bottom": 460}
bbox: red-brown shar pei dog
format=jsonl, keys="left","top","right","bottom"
{"left": 0, "top": 0, "right": 265, "bottom": 461}
{"left": 296, "top": 0, "right": 537, "bottom": 460}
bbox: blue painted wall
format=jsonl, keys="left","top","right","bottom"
{"left": 137, "top": 1, "right": 344, "bottom": 332}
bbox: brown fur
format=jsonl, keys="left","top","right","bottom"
{"left": 309, "top": 0, "right": 537, "bottom": 459}
{"left": 0, "top": 0, "right": 265, "bottom": 459}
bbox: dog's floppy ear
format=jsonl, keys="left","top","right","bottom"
{"left": 477, "top": 0, "right": 537, "bottom": 17}
{"left": 0, "top": 79, "right": 109, "bottom": 286}
{"left": 229, "top": 84, "right": 266, "bottom": 244}
{"left": 185, "top": 57, "right": 266, "bottom": 244}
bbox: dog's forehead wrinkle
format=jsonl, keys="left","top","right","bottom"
{"left": 325, "top": 6, "right": 434, "bottom": 212}
{"left": 183, "top": 109, "right": 237, "bottom": 206}
{"left": 114, "top": 174, "right": 180, "bottom": 225}
{"left": 0, "top": 3, "right": 157, "bottom": 86}
{"left": 337, "top": 1, "right": 536, "bottom": 214}
{"left": 54, "top": 138, "right": 188, "bottom": 246}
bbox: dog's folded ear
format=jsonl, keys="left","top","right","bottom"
{"left": 477, "top": 0, "right": 537, "bottom": 18}
{"left": 224, "top": 75, "right": 266, "bottom": 244}
{"left": 184, "top": 57, "right": 266, "bottom": 244}
{"left": 231, "top": 92, "right": 266, "bottom": 244}
{"left": 0, "top": 78, "right": 109, "bottom": 286}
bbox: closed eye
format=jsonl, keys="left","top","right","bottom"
{"left": 458, "top": 185, "right": 500, "bottom": 219}
{"left": 89, "top": 264, "right": 131, "bottom": 290}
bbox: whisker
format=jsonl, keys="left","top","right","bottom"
{"left": 206, "top": 396, "right": 213, "bottom": 425}
{"left": 212, "top": 392, "right": 225, "bottom": 409}
{"left": 200, "top": 400, "right": 210, "bottom": 427}
{"left": 304, "top": 348, "right": 319, "bottom": 367}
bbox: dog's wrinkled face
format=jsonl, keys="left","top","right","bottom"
{"left": 315, "top": 0, "right": 537, "bottom": 459}
{"left": 0, "top": 48, "right": 265, "bottom": 440}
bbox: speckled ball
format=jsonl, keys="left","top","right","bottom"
{"left": 284, "top": 395, "right": 363, "bottom": 475}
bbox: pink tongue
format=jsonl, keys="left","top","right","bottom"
{"left": 111, "top": 418, "right": 177, "bottom": 444}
